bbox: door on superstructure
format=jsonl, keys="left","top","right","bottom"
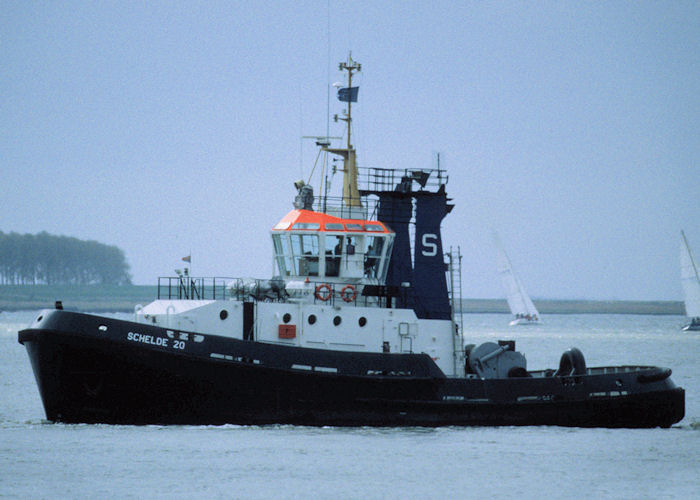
{"left": 382, "top": 319, "right": 417, "bottom": 353}
{"left": 398, "top": 321, "right": 417, "bottom": 353}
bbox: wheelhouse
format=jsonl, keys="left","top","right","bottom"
{"left": 271, "top": 209, "right": 395, "bottom": 282}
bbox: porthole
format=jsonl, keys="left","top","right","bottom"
{"left": 219, "top": 310, "right": 228, "bottom": 320}
{"left": 283, "top": 313, "right": 291, "bottom": 324}
{"left": 358, "top": 317, "right": 367, "bottom": 327}
{"left": 308, "top": 314, "right": 317, "bottom": 325}
{"left": 36, "top": 316, "right": 43, "bottom": 322}
{"left": 333, "top": 316, "right": 342, "bottom": 326}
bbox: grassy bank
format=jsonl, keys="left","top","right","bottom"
{"left": 0, "top": 284, "right": 686, "bottom": 315}
{"left": 459, "top": 298, "right": 684, "bottom": 315}
{"left": 0, "top": 284, "right": 157, "bottom": 312}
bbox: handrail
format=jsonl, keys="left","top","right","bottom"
{"left": 156, "top": 276, "right": 403, "bottom": 309}
{"left": 308, "top": 166, "right": 448, "bottom": 222}
{"left": 158, "top": 277, "right": 237, "bottom": 301}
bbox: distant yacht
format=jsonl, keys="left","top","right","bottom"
{"left": 680, "top": 230, "right": 700, "bottom": 331}
{"left": 493, "top": 232, "right": 541, "bottom": 326}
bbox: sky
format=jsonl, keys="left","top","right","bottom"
{"left": 2, "top": 1, "right": 699, "bottom": 300}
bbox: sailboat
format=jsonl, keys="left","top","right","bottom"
{"left": 494, "top": 233, "right": 541, "bottom": 326}
{"left": 680, "top": 230, "right": 700, "bottom": 331}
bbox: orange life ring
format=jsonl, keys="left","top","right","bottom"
{"left": 315, "top": 283, "right": 332, "bottom": 302}
{"left": 340, "top": 284, "right": 357, "bottom": 303}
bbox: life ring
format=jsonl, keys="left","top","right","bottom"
{"left": 315, "top": 283, "right": 332, "bottom": 302}
{"left": 340, "top": 285, "right": 357, "bottom": 302}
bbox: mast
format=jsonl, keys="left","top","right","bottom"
{"left": 326, "top": 53, "right": 362, "bottom": 208}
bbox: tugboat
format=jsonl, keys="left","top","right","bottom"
{"left": 19, "top": 56, "right": 684, "bottom": 427}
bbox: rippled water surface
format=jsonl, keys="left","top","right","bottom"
{"left": 1, "top": 311, "right": 698, "bottom": 499}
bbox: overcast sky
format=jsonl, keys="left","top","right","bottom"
{"left": 2, "top": 1, "right": 699, "bottom": 300}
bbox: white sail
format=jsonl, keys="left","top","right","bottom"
{"left": 493, "top": 232, "right": 540, "bottom": 325}
{"left": 680, "top": 230, "right": 700, "bottom": 318}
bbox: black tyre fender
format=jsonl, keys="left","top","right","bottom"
{"left": 555, "top": 347, "right": 586, "bottom": 376}
{"left": 638, "top": 368, "right": 672, "bottom": 383}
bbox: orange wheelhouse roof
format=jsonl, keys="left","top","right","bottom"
{"left": 271, "top": 210, "right": 393, "bottom": 234}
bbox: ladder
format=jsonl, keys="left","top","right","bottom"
{"left": 446, "top": 246, "right": 465, "bottom": 375}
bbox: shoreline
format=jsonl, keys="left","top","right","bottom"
{"left": 0, "top": 284, "right": 157, "bottom": 313}
{"left": 0, "top": 285, "right": 685, "bottom": 315}
{"left": 458, "top": 298, "right": 684, "bottom": 315}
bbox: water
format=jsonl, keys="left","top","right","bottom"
{"left": 1, "top": 310, "right": 698, "bottom": 499}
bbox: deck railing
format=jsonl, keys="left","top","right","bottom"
{"left": 157, "top": 277, "right": 237, "bottom": 301}
{"left": 310, "top": 166, "right": 449, "bottom": 222}
{"left": 156, "top": 276, "right": 400, "bottom": 308}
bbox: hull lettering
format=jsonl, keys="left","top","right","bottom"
{"left": 127, "top": 331, "right": 169, "bottom": 347}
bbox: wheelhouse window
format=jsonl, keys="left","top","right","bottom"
{"left": 291, "top": 233, "right": 320, "bottom": 276}
{"left": 379, "top": 237, "right": 394, "bottom": 281}
{"left": 364, "top": 235, "right": 385, "bottom": 279}
{"left": 291, "top": 222, "right": 320, "bottom": 230}
{"left": 325, "top": 234, "right": 343, "bottom": 277}
{"left": 272, "top": 233, "right": 294, "bottom": 276}
{"left": 364, "top": 223, "right": 384, "bottom": 232}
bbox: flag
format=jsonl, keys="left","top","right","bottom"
{"left": 337, "top": 86, "right": 359, "bottom": 103}
{"left": 182, "top": 255, "right": 191, "bottom": 263}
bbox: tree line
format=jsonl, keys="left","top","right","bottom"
{"left": 0, "top": 231, "right": 131, "bottom": 285}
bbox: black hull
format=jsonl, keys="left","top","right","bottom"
{"left": 19, "top": 310, "right": 685, "bottom": 428}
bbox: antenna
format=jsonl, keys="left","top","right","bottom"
{"left": 301, "top": 135, "right": 342, "bottom": 200}
{"left": 325, "top": 53, "right": 362, "bottom": 208}
{"left": 338, "top": 53, "right": 361, "bottom": 150}
{"left": 326, "top": 0, "right": 331, "bottom": 153}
